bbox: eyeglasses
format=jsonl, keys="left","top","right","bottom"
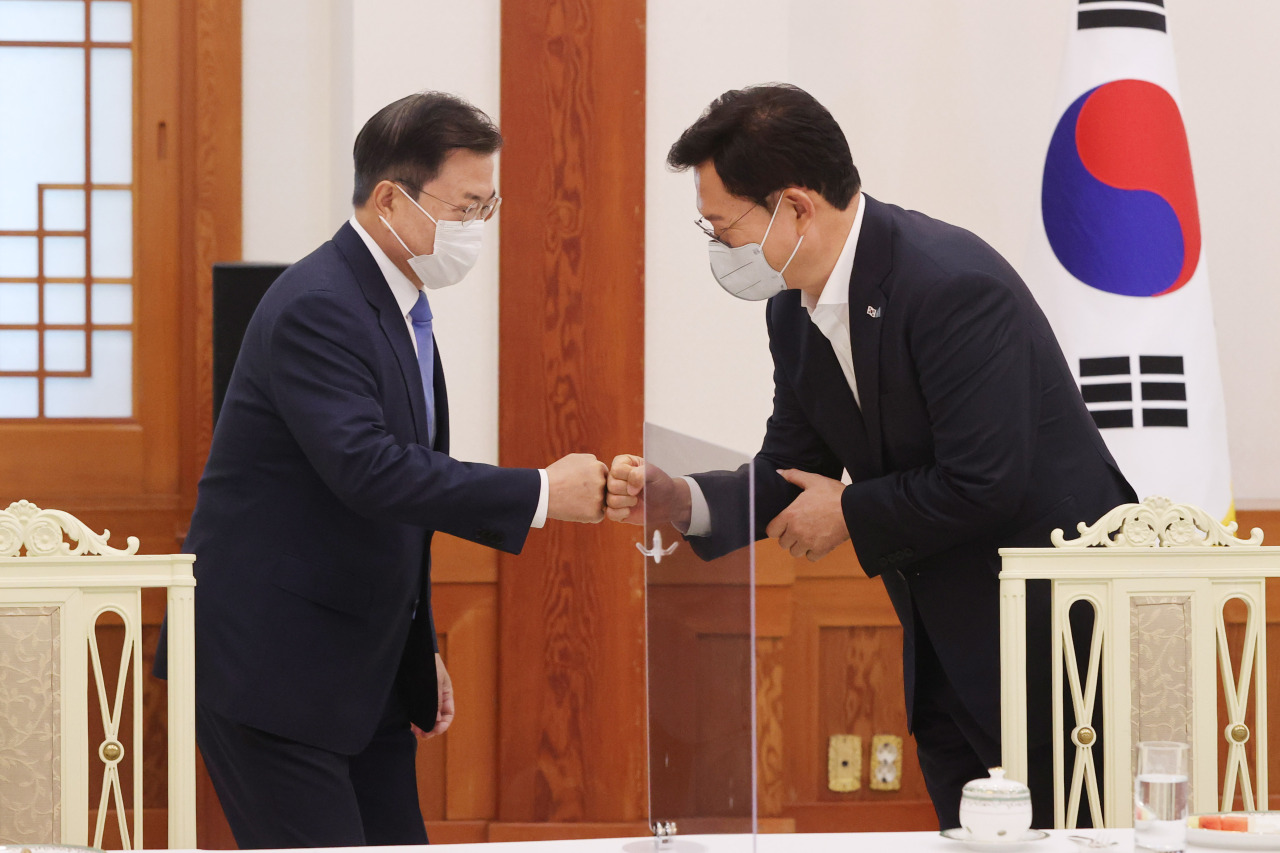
{"left": 398, "top": 180, "right": 502, "bottom": 225}
{"left": 694, "top": 204, "right": 756, "bottom": 246}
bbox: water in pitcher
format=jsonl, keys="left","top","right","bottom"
{"left": 1134, "top": 773, "right": 1189, "bottom": 851}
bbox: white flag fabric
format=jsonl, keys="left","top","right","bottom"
{"left": 1028, "top": 0, "right": 1233, "bottom": 520}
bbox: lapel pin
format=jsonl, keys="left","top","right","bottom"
{"left": 867, "top": 305, "right": 882, "bottom": 318}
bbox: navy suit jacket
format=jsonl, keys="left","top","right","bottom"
{"left": 178, "top": 223, "right": 541, "bottom": 754}
{"left": 689, "top": 195, "right": 1135, "bottom": 739}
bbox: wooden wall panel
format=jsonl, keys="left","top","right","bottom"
{"left": 414, "top": 579, "right": 500, "bottom": 822}
{"left": 817, "top": 626, "right": 927, "bottom": 803}
{"left": 497, "top": 0, "right": 647, "bottom": 827}
{"left": 416, "top": 632, "right": 449, "bottom": 823}
{"left": 757, "top": 637, "right": 787, "bottom": 817}
{"left": 696, "top": 636, "right": 754, "bottom": 817}
{"left": 641, "top": 539, "right": 933, "bottom": 835}
{"left": 771, "top": 544, "right": 937, "bottom": 833}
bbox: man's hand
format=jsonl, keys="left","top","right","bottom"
{"left": 414, "top": 653, "right": 455, "bottom": 740}
{"left": 764, "top": 469, "right": 850, "bottom": 561}
{"left": 546, "top": 453, "right": 609, "bottom": 523}
{"left": 605, "top": 455, "right": 691, "bottom": 529}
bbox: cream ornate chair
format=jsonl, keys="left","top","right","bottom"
{"left": 999, "top": 496, "right": 1279, "bottom": 829}
{"left": 0, "top": 500, "right": 195, "bottom": 848}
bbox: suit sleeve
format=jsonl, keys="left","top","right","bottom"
{"left": 842, "top": 271, "right": 1040, "bottom": 574}
{"left": 688, "top": 307, "right": 844, "bottom": 561}
{"left": 268, "top": 289, "right": 541, "bottom": 553}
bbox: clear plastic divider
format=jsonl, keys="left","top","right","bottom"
{"left": 636, "top": 423, "right": 757, "bottom": 851}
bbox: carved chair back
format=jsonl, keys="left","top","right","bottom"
{"left": 0, "top": 500, "right": 195, "bottom": 849}
{"left": 999, "top": 497, "right": 1280, "bottom": 828}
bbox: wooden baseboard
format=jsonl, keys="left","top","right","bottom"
{"left": 697, "top": 818, "right": 797, "bottom": 834}
{"left": 783, "top": 800, "right": 938, "bottom": 833}
{"left": 423, "top": 820, "right": 489, "bottom": 844}
{"left": 486, "top": 822, "right": 651, "bottom": 842}
{"left": 426, "top": 816, "right": 795, "bottom": 843}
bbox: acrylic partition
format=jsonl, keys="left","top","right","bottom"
{"left": 637, "top": 423, "right": 758, "bottom": 851}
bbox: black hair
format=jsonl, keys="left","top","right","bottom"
{"left": 667, "top": 83, "right": 859, "bottom": 210}
{"left": 352, "top": 91, "right": 502, "bottom": 206}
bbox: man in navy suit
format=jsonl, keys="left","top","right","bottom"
{"left": 607, "top": 84, "right": 1135, "bottom": 829}
{"left": 181, "top": 92, "right": 609, "bottom": 847}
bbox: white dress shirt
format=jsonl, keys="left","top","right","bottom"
{"left": 683, "top": 195, "right": 865, "bottom": 537}
{"left": 349, "top": 217, "right": 549, "bottom": 528}
{"left": 800, "top": 193, "right": 865, "bottom": 406}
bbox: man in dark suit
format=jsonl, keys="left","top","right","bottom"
{"left": 178, "top": 92, "right": 609, "bottom": 847}
{"left": 606, "top": 84, "right": 1135, "bottom": 829}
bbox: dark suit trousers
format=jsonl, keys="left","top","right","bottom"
{"left": 911, "top": 629, "right": 1056, "bottom": 831}
{"left": 196, "top": 685, "right": 429, "bottom": 848}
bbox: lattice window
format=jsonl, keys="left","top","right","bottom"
{"left": 0, "top": 0, "right": 134, "bottom": 419}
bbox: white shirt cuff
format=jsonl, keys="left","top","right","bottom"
{"left": 681, "top": 476, "right": 712, "bottom": 537}
{"left": 531, "top": 469, "right": 550, "bottom": 528}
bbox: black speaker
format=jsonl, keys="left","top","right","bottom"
{"left": 212, "top": 262, "right": 289, "bottom": 424}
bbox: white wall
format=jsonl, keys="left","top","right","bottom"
{"left": 244, "top": 0, "right": 1280, "bottom": 504}
{"left": 645, "top": 0, "right": 1280, "bottom": 507}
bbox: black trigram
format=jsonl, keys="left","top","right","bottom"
{"left": 1079, "top": 355, "right": 1187, "bottom": 429}
{"left": 1078, "top": 0, "right": 1166, "bottom": 33}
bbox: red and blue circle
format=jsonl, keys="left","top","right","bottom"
{"left": 1042, "top": 79, "right": 1201, "bottom": 297}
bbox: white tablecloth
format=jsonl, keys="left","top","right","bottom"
{"left": 169, "top": 827, "right": 1245, "bottom": 852}
{"left": 420, "top": 832, "right": 1115, "bottom": 852}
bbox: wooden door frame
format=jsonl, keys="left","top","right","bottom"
{"left": 181, "top": 0, "right": 240, "bottom": 846}
{"left": 179, "top": 0, "right": 242, "bottom": 539}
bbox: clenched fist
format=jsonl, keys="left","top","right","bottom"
{"left": 604, "top": 454, "right": 691, "bottom": 529}
{"left": 546, "top": 453, "right": 609, "bottom": 523}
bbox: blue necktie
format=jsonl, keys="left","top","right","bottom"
{"left": 408, "top": 291, "right": 437, "bottom": 447}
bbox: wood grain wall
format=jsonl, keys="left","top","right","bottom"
{"left": 495, "top": 0, "right": 649, "bottom": 833}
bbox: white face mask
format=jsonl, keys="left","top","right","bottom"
{"left": 380, "top": 184, "right": 484, "bottom": 289}
{"left": 707, "top": 198, "right": 804, "bottom": 301}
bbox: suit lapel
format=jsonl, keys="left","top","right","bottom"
{"left": 333, "top": 222, "right": 430, "bottom": 445}
{"left": 787, "top": 302, "right": 874, "bottom": 480}
{"left": 846, "top": 195, "right": 894, "bottom": 478}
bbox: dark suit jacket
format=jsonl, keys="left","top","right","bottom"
{"left": 177, "top": 223, "right": 541, "bottom": 755}
{"left": 689, "top": 195, "right": 1135, "bottom": 739}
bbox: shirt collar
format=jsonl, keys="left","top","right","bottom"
{"left": 801, "top": 192, "right": 865, "bottom": 314}
{"left": 349, "top": 215, "right": 422, "bottom": 319}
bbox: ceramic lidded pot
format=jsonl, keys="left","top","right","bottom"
{"left": 958, "top": 767, "right": 1033, "bottom": 841}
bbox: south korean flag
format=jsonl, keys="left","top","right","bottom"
{"left": 1027, "top": 0, "right": 1233, "bottom": 521}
